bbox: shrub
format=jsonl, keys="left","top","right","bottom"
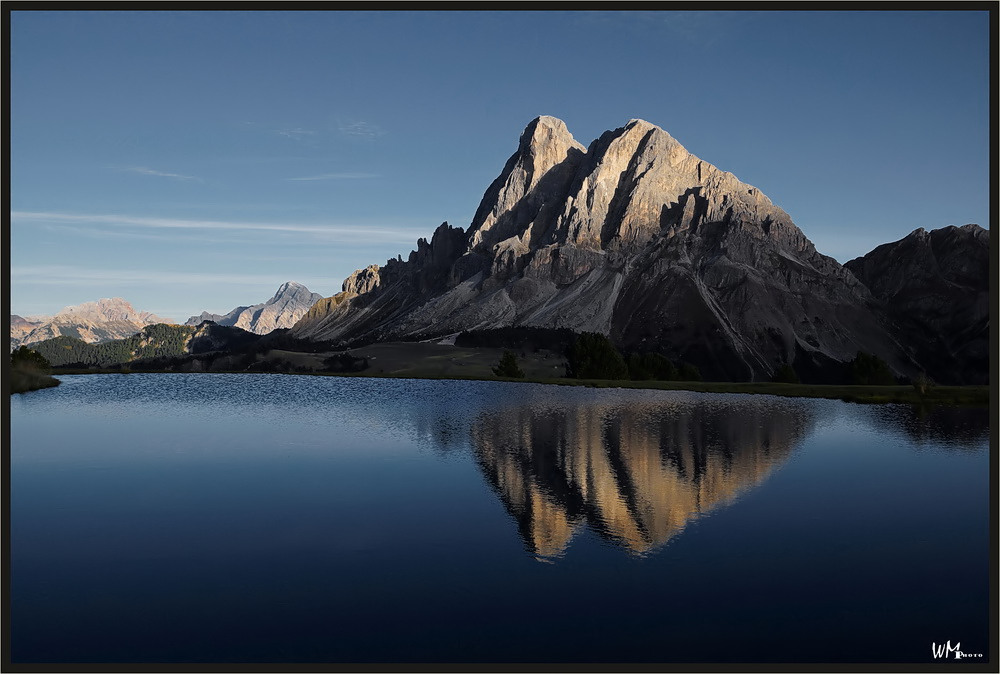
{"left": 677, "top": 362, "right": 702, "bottom": 382}
{"left": 11, "top": 346, "right": 51, "bottom": 372}
{"left": 772, "top": 363, "right": 800, "bottom": 384}
{"left": 911, "top": 372, "right": 935, "bottom": 395}
{"left": 849, "top": 352, "right": 895, "bottom": 386}
{"left": 492, "top": 350, "right": 525, "bottom": 378}
{"left": 9, "top": 346, "right": 59, "bottom": 394}
{"left": 322, "top": 352, "right": 369, "bottom": 373}
{"left": 566, "top": 333, "right": 628, "bottom": 380}
{"left": 627, "top": 352, "right": 678, "bottom": 381}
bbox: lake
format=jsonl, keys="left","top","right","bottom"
{"left": 9, "top": 374, "right": 991, "bottom": 665}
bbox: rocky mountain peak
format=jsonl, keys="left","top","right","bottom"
{"left": 342, "top": 265, "right": 381, "bottom": 295}
{"left": 10, "top": 298, "right": 172, "bottom": 350}
{"left": 54, "top": 297, "right": 167, "bottom": 324}
{"left": 275, "top": 280, "right": 304, "bottom": 293}
{"left": 185, "top": 282, "right": 324, "bottom": 335}
{"left": 292, "top": 116, "right": 981, "bottom": 383}
{"left": 844, "top": 223, "right": 988, "bottom": 384}
{"left": 519, "top": 115, "right": 582, "bottom": 157}
{"left": 467, "top": 116, "right": 587, "bottom": 253}
{"left": 269, "top": 281, "right": 314, "bottom": 304}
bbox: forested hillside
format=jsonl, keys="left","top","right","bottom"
{"left": 29, "top": 324, "right": 197, "bottom": 367}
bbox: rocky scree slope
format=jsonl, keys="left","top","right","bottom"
{"left": 292, "top": 116, "right": 924, "bottom": 382}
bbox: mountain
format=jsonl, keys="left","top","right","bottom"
{"left": 185, "top": 282, "right": 324, "bottom": 335}
{"left": 10, "top": 315, "right": 43, "bottom": 348}
{"left": 28, "top": 322, "right": 256, "bottom": 369}
{"left": 10, "top": 298, "right": 172, "bottom": 351}
{"left": 292, "top": 116, "right": 920, "bottom": 382}
{"left": 844, "top": 224, "right": 989, "bottom": 385}
{"left": 28, "top": 321, "right": 366, "bottom": 374}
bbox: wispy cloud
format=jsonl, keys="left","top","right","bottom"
{"left": 10, "top": 264, "right": 336, "bottom": 290}
{"left": 276, "top": 127, "right": 316, "bottom": 141}
{"left": 286, "top": 172, "right": 379, "bottom": 181}
{"left": 337, "top": 120, "right": 386, "bottom": 139}
{"left": 11, "top": 211, "right": 424, "bottom": 244}
{"left": 122, "top": 166, "right": 204, "bottom": 182}
{"left": 29, "top": 223, "right": 282, "bottom": 247}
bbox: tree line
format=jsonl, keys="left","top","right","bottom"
{"left": 493, "top": 330, "right": 903, "bottom": 385}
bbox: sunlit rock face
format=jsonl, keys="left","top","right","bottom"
{"left": 186, "top": 282, "right": 324, "bottom": 335}
{"left": 471, "top": 396, "right": 813, "bottom": 560}
{"left": 292, "top": 115, "right": 928, "bottom": 382}
{"left": 10, "top": 299, "right": 172, "bottom": 350}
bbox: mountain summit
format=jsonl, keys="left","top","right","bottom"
{"left": 844, "top": 224, "right": 989, "bottom": 384}
{"left": 10, "top": 298, "right": 171, "bottom": 350}
{"left": 186, "top": 282, "right": 323, "bottom": 335}
{"left": 292, "top": 116, "right": 977, "bottom": 382}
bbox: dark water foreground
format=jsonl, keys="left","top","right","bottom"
{"left": 9, "top": 374, "right": 991, "bottom": 665}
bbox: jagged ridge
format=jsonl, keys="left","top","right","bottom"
{"left": 844, "top": 224, "right": 989, "bottom": 385}
{"left": 185, "top": 281, "right": 324, "bottom": 335}
{"left": 291, "top": 116, "right": 978, "bottom": 382}
{"left": 10, "top": 298, "right": 173, "bottom": 351}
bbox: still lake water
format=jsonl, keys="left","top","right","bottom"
{"left": 9, "top": 374, "right": 991, "bottom": 664}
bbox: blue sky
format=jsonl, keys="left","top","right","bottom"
{"left": 9, "top": 10, "right": 991, "bottom": 322}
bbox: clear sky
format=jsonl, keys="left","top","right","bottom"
{"left": 9, "top": 9, "right": 991, "bottom": 322}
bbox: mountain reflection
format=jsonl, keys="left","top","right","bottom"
{"left": 861, "top": 404, "right": 989, "bottom": 449}
{"left": 471, "top": 398, "right": 812, "bottom": 559}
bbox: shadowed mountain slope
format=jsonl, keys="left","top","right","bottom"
{"left": 844, "top": 224, "right": 989, "bottom": 385}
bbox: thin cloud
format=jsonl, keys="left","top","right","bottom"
{"left": 337, "top": 120, "right": 386, "bottom": 139}
{"left": 277, "top": 127, "right": 316, "bottom": 140}
{"left": 30, "top": 223, "right": 287, "bottom": 247}
{"left": 11, "top": 211, "right": 424, "bottom": 244}
{"left": 10, "top": 264, "right": 335, "bottom": 289}
{"left": 37, "top": 222, "right": 402, "bottom": 252}
{"left": 123, "top": 166, "right": 204, "bottom": 182}
{"left": 286, "top": 172, "right": 379, "bottom": 181}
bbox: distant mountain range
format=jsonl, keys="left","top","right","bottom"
{"left": 291, "top": 116, "right": 989, "bottom": 384}
{"left": 185, "top": 281, "right": 323, "bottom": 335}
{"left": 10, "top": 298, "right": 172, "bottom": 351}
{"left": 11, "top": 119, "right": 987, "bottom": 385}
{"left": 10, "top": 283, "right": 324, "bottom": 352}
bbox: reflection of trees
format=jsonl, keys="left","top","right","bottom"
{"left": 472, "top": 399, "right": 813, "bottom": 559}
{"left": 861, "top": 405, "right": 989, "bottom": 449}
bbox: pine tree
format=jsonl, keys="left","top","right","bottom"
{"left": 492, "top": 350, "right": 525, "bottom": 378}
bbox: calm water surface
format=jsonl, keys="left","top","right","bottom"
{"left": 9, "top": 374, "right": 990, "bottom": 664}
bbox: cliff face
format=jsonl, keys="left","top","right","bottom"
{"left": 10, "top": 298, "right": 172, "bottom": 351}
{"left": 844, "top": 225, "right": 989, "bottom": 385}
{"left": 291, "top": 116, "right": 975, "bottom": 382}
{"left": 185, "top": 282, "right": 324, "bottom": 335}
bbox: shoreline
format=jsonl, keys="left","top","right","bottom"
{"left": 47, "top": 367, "right": 989, "bottom": 407}
{"left": 9, "top": 370, "right": 61, "bottom": 394}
